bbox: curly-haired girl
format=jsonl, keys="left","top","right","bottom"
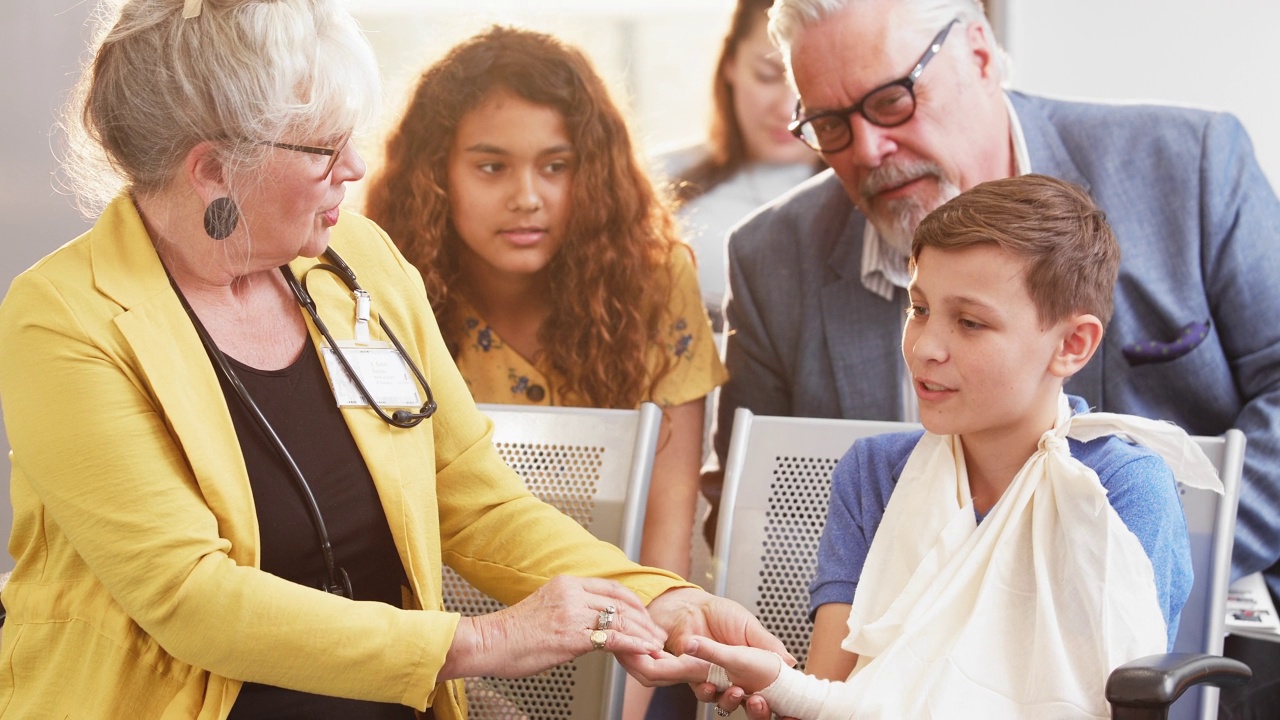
{"left": 366, "top": 26, "right": 725, "bottom": 590}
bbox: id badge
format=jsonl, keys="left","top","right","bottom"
{"left": 321, "top": 340, "right": 423, "bottom": 408}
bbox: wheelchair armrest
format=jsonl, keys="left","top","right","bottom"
{"left": 1106, "top": 652, "right": 1251, "bottom": 712}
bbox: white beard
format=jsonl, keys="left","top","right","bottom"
{"left": 858, "top": 158, "right": 963, "bottom": 256}
{"left": 872, "top": 176, "right": 961, "bottom": 256}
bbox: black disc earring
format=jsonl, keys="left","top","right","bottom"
{"left": 203, "top": 197, "right": 240, "bottom": 240}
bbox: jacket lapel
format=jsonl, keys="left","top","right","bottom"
{"left": 1009, "top": 92, "right": 1091, "bottom": 192}
{"left": 88, "top": 199, "right": 437, "bottom": 602}
{"left": 820, "top": 207, "right": 907, "bottom": 421}
{"left": 1010, "top": 93, "right": 1105, "bottom": 409}
{"left": 285, "top": 253, "right": 438, "bottom": 606}
{"left": 91, "top": 197, "right": 260, "bottom": 564}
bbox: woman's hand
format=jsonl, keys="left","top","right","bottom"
{"left": 440, "top": 575, "right": 666, "bottom": 680}
{"left": 640, "top": 587, "right": 795, "bottom": 715}
{"left": 620, "top": 635, "right": 791, "bottom": 719}
{"left": 646, "top": 587, "right": 793, "bottom": 662}
{"left": 616, "top": 647, "right": 711, "bottom": 687}
{"left": 617, "top": 634, "right": 782, "bottom": 693}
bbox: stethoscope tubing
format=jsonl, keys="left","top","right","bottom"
{"left": 169, "top": 249, "right": 435, "bottom": 599}
{"left": 285, "top": 257, "right": 436, "bottom": 427}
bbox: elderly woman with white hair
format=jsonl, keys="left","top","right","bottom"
{"left": 0, "top": 1, "right": 785, "bottom": 718}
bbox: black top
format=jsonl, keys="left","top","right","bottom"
{"left": 212, "top": 338, "right": 415, "bottom": 720}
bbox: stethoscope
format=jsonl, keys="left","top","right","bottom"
{"left": 173, "top": 249, "right": 436, "bottom": 599}
{"left": 283, "top": 249, "right": 437, "bottom": 428}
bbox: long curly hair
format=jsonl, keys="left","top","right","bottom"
{"left": 365, "top": 25, "right": 680, "bottom": 409}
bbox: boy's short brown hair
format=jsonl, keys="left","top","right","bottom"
{"left": 911, "top": 174, "right": 1120, "bottom": 327}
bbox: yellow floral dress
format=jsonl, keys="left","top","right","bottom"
{"left": 454, "top": 248, "right": 727, "bottom": 408}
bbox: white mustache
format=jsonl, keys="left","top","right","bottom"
{"left": 860, "top": 160, "right": 946, "bottom": 200}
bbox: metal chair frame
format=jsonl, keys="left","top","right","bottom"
{"left": 444, "top": 402, "right": 662, "bottom": 720}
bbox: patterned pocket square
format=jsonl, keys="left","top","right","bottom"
{"left": 1121, "top": 319, "right": 1211, "bottom": 366}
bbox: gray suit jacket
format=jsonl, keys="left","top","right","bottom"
{"left": 712, "top": 91, "right": 1280, "bottom": 592}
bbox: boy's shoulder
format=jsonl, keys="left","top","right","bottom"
{"left": 1063, "top": 395, "right": 1172, "bottom": 484}
{"left": 1066, "top": 396, "right": 1171, "bottom": 482}
{"left": 839, "top": 429, "right": 927, "bottom": 481}
{"left": 1070, "top": 432, "right": 1171, "bottom": 486}
{"left": 828, "top": 429, "right": 925, "bottom": 511}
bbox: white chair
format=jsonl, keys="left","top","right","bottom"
{"left": 442, "top": 402, "right": 661, "bottom": 720}
{"left": 1167, "top": 430, "right": 1245, "bottom": 719}
{"left": 707, "top": 407, "right": 1247, "bottom": 720}
{"left": 710, "top": 410, "right": 914, "bottom": 678}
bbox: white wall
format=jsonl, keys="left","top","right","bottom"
{"left": 1002, "top": 0, "right": 1280, "bottom": 188}
{"left": 0, "top": 3, "right": 98, "bottom": 572}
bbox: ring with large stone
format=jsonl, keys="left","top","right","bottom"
{"left": 714, "top": 707, "right": 731, "bottom": 717}
{"left": 590, "top": 629, "right": 609, "bottom": 652}
{"left": 596, "top": 605, "right": 617, "bottom": 631}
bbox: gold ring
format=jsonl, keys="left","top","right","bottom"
{"left": 590, "top": 629, "right": 608, "bottom": 651}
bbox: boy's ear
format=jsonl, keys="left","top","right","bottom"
{"left": 1050, "top": 313, "right": 1104, "bottom": 379}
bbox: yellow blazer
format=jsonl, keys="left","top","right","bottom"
{"left": 0, "top": 197, "right": 689, "bottom": 719}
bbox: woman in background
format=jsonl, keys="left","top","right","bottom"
{"left": 366, "top": 30, "right": 728, "bottom": 717}
{"left": 657, "top": 0, "right": 823, "bottom": 329}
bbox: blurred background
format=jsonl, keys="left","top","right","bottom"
{"left": 2, "top": 0, "right": 1277, "bottom": 569}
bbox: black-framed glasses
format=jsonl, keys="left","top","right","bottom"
{"left": 261, "top": 131, "right": 352, "bottom": 178}
{"left": 789, "top": 18, "right": 960, "bottom": 153}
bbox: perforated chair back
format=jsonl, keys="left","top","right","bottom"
{"left": 708, "top": 409, "right": 1244, "bottom": 720}
{"left": 710, "top": 409, "right": 917, "bottom": 680}
{"left": 1169, "top": 429, "right": 1244, "bottom": 720}
{"left": 443, "top": 402, "right": 662, "bottom": 720}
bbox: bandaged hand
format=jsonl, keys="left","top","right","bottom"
{"left": 686, "top": 636, "right": 784, "bottom": 694}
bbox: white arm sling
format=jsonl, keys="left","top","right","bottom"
{"left": 749, "top": 393, "right": 1223, "bottom": 720}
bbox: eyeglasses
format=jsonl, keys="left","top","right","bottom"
{"left": 261, "top": 131, "right": 352, "bottom": 178}
{"left": 788, "top": 18, "right": 960, "bottom": 154}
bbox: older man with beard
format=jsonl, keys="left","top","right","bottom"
{"left": 702, "top": 0, "right": 1280, "bottom": 716}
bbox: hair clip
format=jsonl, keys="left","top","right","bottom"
{"left": 182, "top": 0, "right": 203, "bottom": 19}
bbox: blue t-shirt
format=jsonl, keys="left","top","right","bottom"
{"left": 809, "top": 400, "right": 1194, "bottom": 651}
